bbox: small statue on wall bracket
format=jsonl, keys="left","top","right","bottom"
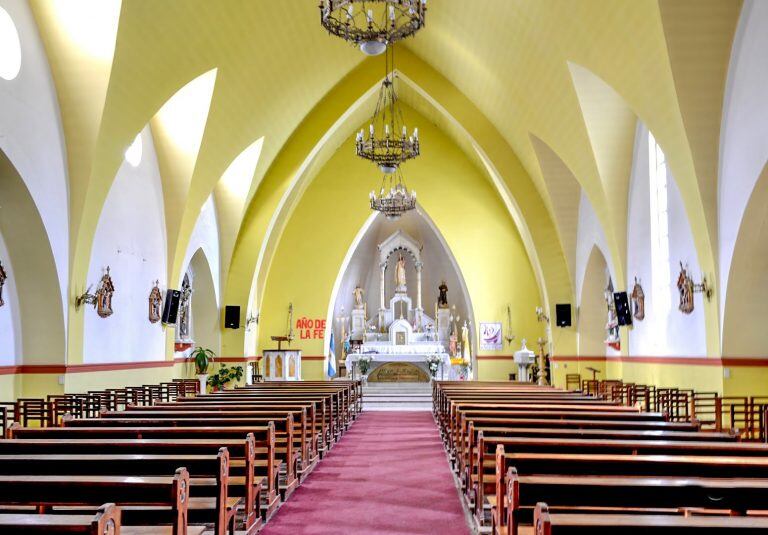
{"left": 95, "top": 267, "right": 116, "bottom": 318}
{"left": 631, "top": 277, "right": 645, "bottom": 321}
{"left": 677, "top": 262, "right": 695, "bottom": 314}
{"left": 148, "top": 280, "right": 163, "bottom": 324}
{"left": 0, "top": 260, "right": 7, "bottom": 307}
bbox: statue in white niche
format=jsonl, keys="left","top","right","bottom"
{"left": 394, "top": 253, "right": 407, "bottom": 293}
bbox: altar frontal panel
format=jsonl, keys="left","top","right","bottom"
{"left": 368, "top": 362, "right": 429, "bottom": 382}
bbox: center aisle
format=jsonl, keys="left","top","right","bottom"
{"left": 262, "top": 411, "right": 471, "bottom": 535}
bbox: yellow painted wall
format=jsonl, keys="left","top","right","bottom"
{"left": 0, "top": 375, "right": 21, "bottom": 401}
{"left": 550, "top": 358, "right": 607, "bottom": 390}
{"left": 618, "top": 360, "right": 723, "bottom": 394}
{"left": 20, "top": 374, "right": 63, "bottom": 399}
{"left": 256, "top": 107, "right": 544, "bottom": 380}
{"left": 722, "top": 366, "right": 768, "bottom": 398}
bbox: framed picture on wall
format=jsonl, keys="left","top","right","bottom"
{"left": 480, "top": 322, "right": 503, "bottom": 351}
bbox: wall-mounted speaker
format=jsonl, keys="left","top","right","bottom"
{"left": 161, "top": 289, "right": 181, "bottom": 325}
{"left": 224, "top": 305, "right": 241, "bottom": 329}
{"left": 555, "top": 303, "right": 572, "bottom": 327}
{"left": 614, "top": 291, "right": 633, "bottom": 326}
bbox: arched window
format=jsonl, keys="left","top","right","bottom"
{"left": 648, "top": 131, "right": 671, "bottom": 343}
{"left": 0, "top": 6, "right": 21, "bottom": 81}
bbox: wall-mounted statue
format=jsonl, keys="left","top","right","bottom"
{"left": 438, "top": 280, "right": 449, "bottom": 308}
{"left": 95, "top": 267, "right": 115, "bottom": 318}
{"left": 677, "top": 262, "right": 695, "bottom": 314}
{"left": 604, "top": 277, "right": 620, "bottom": 348}
{"left": 0, "top": 260, "right": 7, "bottom": 307}
{"left": 631, "top": 277, "right": 645, "bottom": 321}
{"left": 353, "top": 285, "right": 365, "bottom": 310}
{"left": 178, "top": 274, "right": 193, "bottom": 339}
{"left": 148, "top": 280, "right": 163, "bottom": 324}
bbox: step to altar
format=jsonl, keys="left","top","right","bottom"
{"left": 362, "top": 382, "right": 433, "bottom": 411}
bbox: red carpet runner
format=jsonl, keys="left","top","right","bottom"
{"left": 261, "top": 411, "right": 471, "bottom": 535}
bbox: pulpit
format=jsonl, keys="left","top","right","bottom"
{"left": 263, "top": 349, "right": 302, "bottom": 381}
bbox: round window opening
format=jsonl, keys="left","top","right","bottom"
{"left": 0, "top": 7, "right": 22, "bottom": 81}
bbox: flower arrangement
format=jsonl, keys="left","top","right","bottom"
{"left": 425, "top": 354, "right": 443, "bottom": 378}
{"left": 357, "top": 354, "right": 374, "bottom": 375}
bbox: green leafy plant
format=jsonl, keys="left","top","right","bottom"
{"left": 191, "top": 346, "right": 215, "bottom": 375}
{"left": 207, "top": 364, "right": 244, "bottom": 390}
{"left": 357, "top": 355, "right": 374, "bottom": 375}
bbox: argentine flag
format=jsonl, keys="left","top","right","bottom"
{"left": 326, "top": 332, "right": 337, "bottom": 378}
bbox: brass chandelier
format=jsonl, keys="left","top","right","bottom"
{"left": 369, "top": 168, "right": 417, "bottom": 220}
{"left": 319, "top": 0, "right": 427, "bottom": 56}
{"left": 356, "top": 46, "right": 419, "bottom": 173}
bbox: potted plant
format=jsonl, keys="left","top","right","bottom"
{"left": 357, "top": 354, "right": 373, "bottom": 384}
{"left": 207, "top": 364, "right": 245, "bottom": 392}
{"left": 191, "top": 346, "right": 215, "bottom": 393}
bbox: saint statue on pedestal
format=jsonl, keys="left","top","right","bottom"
{"left": 461, "top": 320, "right": 470, "bottom": 363}
{"left": 395, "top": 253, "right": 407, "bottom": 292}
{"left": 438, "top": 281, "right": 449, "bottom": 308}
{"left": 353, "top": 285, "right": 365, "bottom": 310}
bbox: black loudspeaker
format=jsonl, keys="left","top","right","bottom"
{"left": 161, "top": 289, "right": 181, "bottom": 325}
{"left": 614, "top": 291, "right": 633, "bottom": 326}
{"left": 555, "top": 303, "right": 572, "bottom": 327}
{"left": 224, "top": 305, "right": 241, "bottom": 329}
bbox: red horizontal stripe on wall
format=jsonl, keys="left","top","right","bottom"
{"left": 173, "top": 356, "right": 261, "bottom": 364}
{"left": 550, "top": 356, "right": 768, "bottom": 367}
{"left": 476, "top": 355, "right": 516, "bottom": 360}
{"left": 65, "top": 361, "right": 175, "bottom": 373}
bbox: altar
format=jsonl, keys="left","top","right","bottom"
{"left": 343, "top": 230, "right": 469, "bottom": 382}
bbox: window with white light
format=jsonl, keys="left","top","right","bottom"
{"left": 125, "top": 133, "right": 142, "bottom": 167}
{"left": 0, "top": 6, "right": 22, "bottom": 81}
{"left": 648, "top": 131, "right": 671, "bottom": 335}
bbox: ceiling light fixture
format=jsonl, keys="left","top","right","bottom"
{"left": 356, "top": 46, "right": 419, "bottom": 173}
{"left": 319, "top": 0, "right": 427, "bottom": 56}
{"left": 369, "top": 168, "right": 416, "bottom": 220}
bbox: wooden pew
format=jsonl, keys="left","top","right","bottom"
{"left": 0, "top": 503, "right": 123, "bottom": 535}
{"left": 176, "top": 394, "right": 338, "bottom": 452}
{"left": 61, "top": 415, "right": 298, "bottom": 498}
{"left": 108, "top": 407, "right": 319, "bottom": 478}
{"left": 0, "top": 434, "right": 273, "bottom": 524}
{"left": 0, "top": 449, "right": 243, "bottom": 535}
{"left": 505, "top": 469, "right": 768, "bottom": 535}
{"left": 492, "top": 446, "right": 768, "bottom": 533}
{"left": 207, "top": 389, "right": 351, "bottom": 438}
{"left": 150, "top": 399, "right": 327, "bottom": 457}
{"left": 460, "top": 422, "right": 730, "bottom": 503}
{"left": 0, "top": 469, "right": 191, "bottom": 535}
{"left": 8, "top": 424, "right": 281, "bottom": 520}
{"left": 532, "top": 502, "right": 768, "bottom": 534}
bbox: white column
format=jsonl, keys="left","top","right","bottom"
{"left": 379, "top": 262, "right": 386, "bottom": 310}
{"left": 415, "top": 262, "right": 423, "bottom": 311}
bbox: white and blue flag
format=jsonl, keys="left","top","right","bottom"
{"left": 326, "top": 332, "right": 337, "bottom": 378}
